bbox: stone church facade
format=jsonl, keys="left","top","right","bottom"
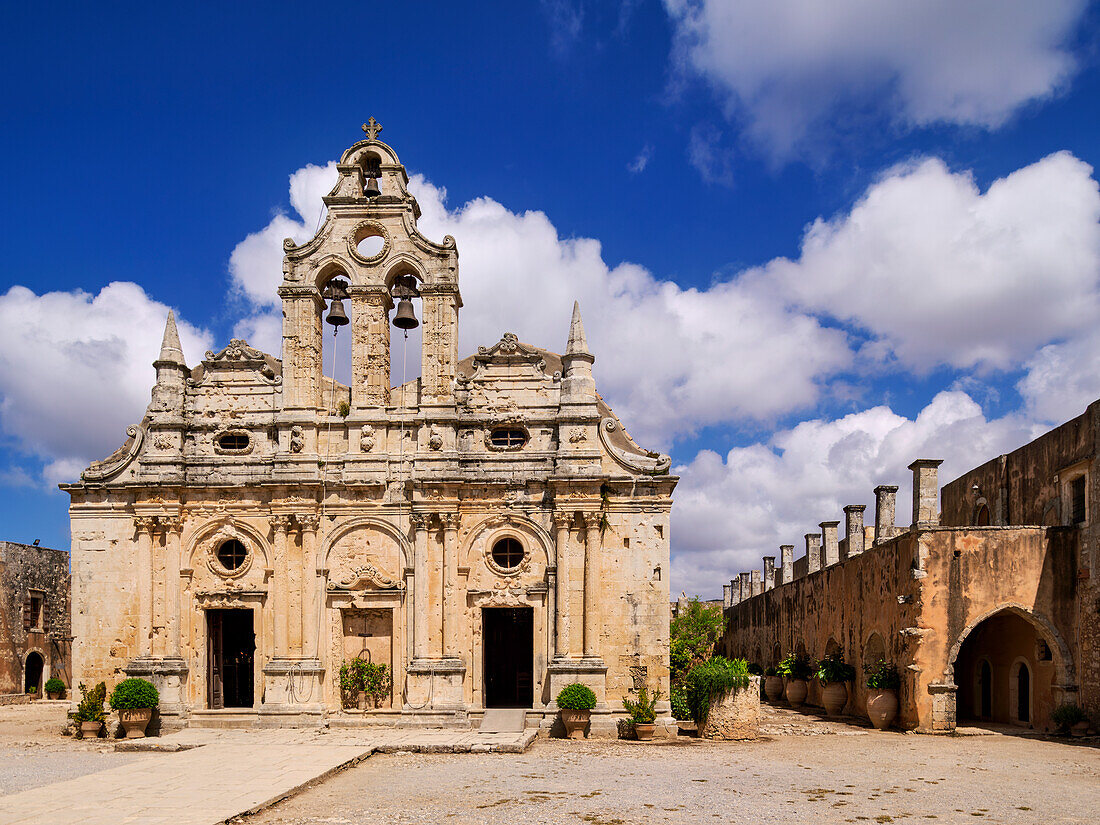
{"left": 63, "top": 122, "right": 676, "bottom": 730}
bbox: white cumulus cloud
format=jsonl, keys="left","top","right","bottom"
{"left": 664, "top": 0, "right": 1086, "bottom": 160}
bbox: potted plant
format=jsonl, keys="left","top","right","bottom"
{"left": 557, "top": 682, "right": 597, "bottom": 739}
{"left": 73, "top": 681, "right": 107, "bottom": 738}
{"left": 777, "top": 652, "right": 814, "bottom": 708}
{"left": 339, "top": 657, "right": 368, "bottom": 709}
{"left": 623, "top": 686, "right": 662, "bottom": 740}
{"left": 45, "top": 678, "right": 65, "bottom": 700}
{"left": 817, "top": 652, "right": 856, "bottom": 716}
{"left": 864, "top": 659, "right": 901, "bottom": 730}
{"left": 763, "top": 667, "right": 784, "bottom": 702}
{"left": 1052, "top": 703, "right": 1090, "bottom": 737}
{"left": 109, "top": 677, "right": 159, "bottom": 738}
{"left": 27, "top": 686, "right": 37, "bottom": 699}
{"left": 362, "top": 661, "right": 390, "bottom": 708}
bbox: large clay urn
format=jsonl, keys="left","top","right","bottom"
{"left": 867, "top": 688, "right": 898, "bottom": 730}
{"left": 561, "top": 709, "right": 591, "bottom": 739}
{"left": 785, "top": 678, "right": 808, "bottom": 708}
{"left": 634, "top": 722, "right": 656, "bottom": 741}
{"left": 80, "top": 720, "right": 102, "bottom": 738}
{"left": 822, "top": 682, "right": 848, "bottom": 716}
{"left": 764, "top": 675, "right": 784, "bottom": 702}
{"left": 118, "top": 707, "right": 153, "bottom": 739}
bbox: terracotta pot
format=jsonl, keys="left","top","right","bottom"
{"left": 80, "top": 720, "right": 102, "bottom": 738}
{"left": 822, "top": 682, "right": 848, "bottom": 716}
{"left": 764, "top": 676, "right": 784, "bottom": 702}
{"left": 118, "top": 707, "right": 153, "bottom": 739}
{"left": 634, "top": 722, "right": 656, "bottom": 741}
{"left": 785, "top": 678, "right": 808, "bottom": 708}
{"left": 561, "top": 709, "right": 591, "bottom": 739}
{"left": 1071, "top": 720, "right": 1090, "bottom": 738}
{"left": 867, "top": 688, "right": 898, "bottom": 730}
{"left": 47, "top": 692, "right": 60, "bottom": 700}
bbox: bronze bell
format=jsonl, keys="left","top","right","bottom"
{"left": 364, "top": 175, "right": 381, "bottom": 199}
{"left": 392, "top": 298, "right": 419, "bottom": 330}
{"left": 325, "top": 298, "right": 350, "bottom": 328}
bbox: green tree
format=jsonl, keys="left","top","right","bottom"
{"left": 670, "top": 597, "right": 725, "bottom": 685}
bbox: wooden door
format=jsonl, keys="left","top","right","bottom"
{"left": 208, "top": 610, "right": 224, "bottom": 709}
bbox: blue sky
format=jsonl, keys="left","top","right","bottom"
{"left": 3, "top": 1, "right": 1100, "bottom": 596}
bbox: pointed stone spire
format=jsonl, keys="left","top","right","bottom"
{"left": 157, "top": 310, "right": 186, "bottom": 366}
{"left": 566, "top": 300, "right": 590, "bottom": 355}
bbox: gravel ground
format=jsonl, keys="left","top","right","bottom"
{"left": 242, "top": 732, "right": 1100, "bottom": 825}
{"left": 0, "top": 701, "right": 142, "bottom": 795}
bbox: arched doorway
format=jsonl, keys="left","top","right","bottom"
{"left": 24, "top": 651, "right": 44, "bottom": 694}
{"left": 953, "top": 608, "right": 1061, "bottom": 729}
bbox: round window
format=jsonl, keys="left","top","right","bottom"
{"left": 217, "top": 539, "right": 247, "bottom": 572}
{"left": 491, "top": 537, "right": 524, "bottom": 570}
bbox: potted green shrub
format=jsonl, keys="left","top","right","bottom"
{"left": 74, "top": 681, "right": 107, "bottom": 738}
{"left": 777, "top": 652, "right": 814, "bottom": 708}
{"left": 684, "top": 657, "right": 753, "bottom": 738}
{"left": 623, "top": 686, "right": 662, "bottom": 740}
{"left": 763, "top": 666, "right": 783, "bottom": 702}
{"left": 339, "top": 657, "right": 368, "bottom": 709}
{"left": 109, "top": 677, "right": 159, "bottom": 738}
{"left": 1052, "top": 703, "right": 1090, "bottom": 737}
{"left": 27, "top": 686, "right": 37, "bottom": 699}
{"left": 864, "top": 659, "right": 901, "bottom": 730}
{"left": 362, "top": 661, "right": 390, "bottom": 708}
{"left": 817, "top": 652, "right": 856, "bottom": 716}
{"left": 45, "top": 678, "right": 65, "bottom": 700}
{"left": 557, "top": 682, "right": 597, "bottom": 739}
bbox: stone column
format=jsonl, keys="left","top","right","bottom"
{"left": 730, "top": 579, "right": 740, "bottom": 605}
{"left": 151, "top": 522, "right": 167, "bottom": 658}
{"left": 750, "top": 570, "right": 762, "bottom": 596}
{"left": 410, "top": 513, "right": 429, "bottom": 661}
{"left": 763, "top": 557, "right": 776, "bottom": 591}
{"left": 738, "top": 571, "right": 751, "bottom": 601}
{"left": 442, "top": 513, "right": 460, "bottom": 659}
{"left": 780, "top": 545, "right": 794, "bottom": 584}
{"left": 134, "top": 517, "right": 155, "bottom": 657}
{"left": 805, "top": 533, "right": 822, "bottom": 574}
{"left": 874, "top": 485, "right": 899, "bottom": 545}
{"left": 270, "top": 515, "right": 292, "bottom": 657}
{"left": 165, "top": 517, "right": 183, "bottom": 657}
{"left": 350, "top": 287, "right": 391, "bottom": 409}
{"left": 909, "top": 459, "right": 944, "bottom": 527}
{"left": 419, "top": 289, "right": 459, "bottom": 402}
{"left": 582, "top": 513, "right": 600, "bottom": 659}
{"left": 820, "top": 521, "right": 840, "bottom": 567}
{"left": 723, "top": 583, "right": 732, "bottom": 608}
{"left": 299, "top": 514, "right": 320, "bottom": 660}
{"left": 553, "top": 513, "right": 571, "bottom": 658}
{"left": 844, "top": 505, "right": 867, "bottom": 557}
{"left": 279, "top": 289, "right": 324, "bottom": 410}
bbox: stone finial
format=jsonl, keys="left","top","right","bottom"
{"left": 156, "top": 310, "right": 186, "bottom": 367}
{"left": 820, "top": 521, "right": 840, "bottom": 566}
{"left": 780, "top": 545, "right": 794, "bottom": 584}
{"left": 565, "top": 300, "right": 590, "bottom": 355}
{"left": 723, "top": 583, "right": 732, "bottom": 609}
{"left": 908, "top": 459, "right": 944, "bottom": 527}
{"left": 805, "top": 533, "right": 822, "bottom": 574}
{"left": 874, "top": 485, "right": 899, "bottom": 545}
{"left": 844, "top": 505, "right": 866, "bottom": 557}
{"left": 750, "top": 569, "right": 762, "bottom": 596}
{"left": 763, "top": 556, "right": 776, "bottom": 591}
{"left": 561, "top": 301, "right": 596, "bottom": 403}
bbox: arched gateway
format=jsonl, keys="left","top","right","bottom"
{"left": 61, "top": 121, "right": 676, "bottom": 733}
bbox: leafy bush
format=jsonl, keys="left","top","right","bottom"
{"left": 1052, "top": 703, "right": 1089, "bottom": 730}
{"left": 670, "top": 598, "right": 725, "bottom": 685}
{"left": 109, "top": 678, "right": 159, "bottom": 710}
{"left": 816, "top": 652, "right": 856, "bottom": 684}
{"left": 339, "top": 658, "right": 391, "bottom": 707}
{"left": 622, "top": 686, "right": 662, "bottom": 724}
{"left": 747, "top": 662, "right": 764, "bottom": 676}
{"left": 670, "top": 685, "right": 691, "bottom": 720}
{"left": 557, "top": 682, "right": 597, "bottom": 711}
{"left": 864, "top": 659, "right": 901, "bottom": 690}
{"left": 764, "top": 666, "right": 779, "bottom": 677}
{"left": 45, "top": 677, "right": 65, "bottom": 695}
{"left": 777, "top": 652, "right": 815, "bottom": 681}
{"left": 74, "top": 681, "right": 107, "bottom": 723}
{"left": 684, "top": 657, "right": 750, "bottom": 725}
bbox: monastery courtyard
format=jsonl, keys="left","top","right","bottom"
{"left": 0, "top": 704, "right": 1095, "bottom": 824}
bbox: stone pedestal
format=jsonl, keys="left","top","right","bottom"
{"left": 123, "top": 657, "right": 189, "bottom": 732}
{"left": 402, "top": 659, "right": 467, "bottom": 725}
{"left": 700, "top": 675, "right": 760, "bottom": 740}
{"left": 548, "top": 658, "right": 612, "bottom": 734}
{"left": 259, "top": 659, "right": 325, "bottom": 725}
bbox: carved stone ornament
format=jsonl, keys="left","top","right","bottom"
{"left": 330, "top": 561, "right": 404, "bottom": 591}
{"left": 153, "top": 433, "right": 173, "bottom": 451}
{"left": 82, "top": 425, "right": 143, "bottom": 481}
{"left": 347, "top": 220, "right": 391, "bottom": 264}
{"left": 484, "top": 533, "right": 532, "bottom": 578}
{"left": 568, "top": 427, "right": 587, "bottom": 444}
{"left": 428, "top": 428, "right": 444, "bottom": 451}
{"left": 598, "top": 418, "right": 672, "bottom": 475}
{"left": 290, "top": 425, "right": 305, "bottom": 453}
{"left": 205, "top": 524, "right": 254, "bottom": 581}
{"left": 360, "top": 424, "right": 375, "bottom": 452}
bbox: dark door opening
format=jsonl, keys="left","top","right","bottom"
{"left": 207, "top": 609, "right": 255, "bottom": 709}
{"left": 1016, "top": 663, "right": 1030, "bottom": 723}
{"left": 979, "top": 660, "right": 992, "bottom": 719}
{"left": 483, "top": 607, "right": 533, "bottom": 708}
{"left": 24, "top": 651, "right": 43, "bottom": 694}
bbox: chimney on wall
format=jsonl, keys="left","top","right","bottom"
{"left": 874, "top": 485, "right": 899, "bottom": 545}
{"left": 844, "top": 505, "right": 867, "bottom": 557}
{"left": 820, "top": 521, "right": 840, "bottom": 566}
{"left": 723, "top": 583, "right": 732, "bottom": 609}
{"left": 908, "top": 459, "right": 944, "bottom": 528}
{"left": 780, "top": 545, "right": 794, "bottom": 584}
{"left": 805, "top": 533, "right": 822, "bottom": 573}
{"left": 763, "top": 556, "right": 776, "bottom": 591}
{"left": 739, "top": 571, "right": 751, "bottom": 601}
{"left": 730, "top": 578, "right": 739, "bottom": 606}
{"left": 750, "top": 569, "right": 762, "bottom": 596}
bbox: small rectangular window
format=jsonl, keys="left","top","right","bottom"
{"left": 28, "top": 593, "right": 44, "bottom": 630}
{"left": 1071, "top": 476, "right": 1086, "bottom": 525}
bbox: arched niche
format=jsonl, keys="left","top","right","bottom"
{"left": 319, "top": 517, "right": 411, "bottom": 588}
{"left": 185, "top": 518, "right": 272, "bottom": 588}
{"left": 461, "top": 514, "right": 553, "bottom": 589}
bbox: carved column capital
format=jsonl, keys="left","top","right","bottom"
{"left": 297, "top": 513, "right": 320, "bottom": 532}
{"left": 270, "top": 514, "right": 293, "bottom": 534}
{"left": 133, "top": 516, "right": 157, "bottom": 534}
{"left": 409, "top": 512, "right": 428, "bottom": 532}
{"left": 162, "top": 516, "right": 184, "bottom": 534}
{"left": 441, "top": 512, "right": 460, "bottom": 531}
{"left": 552, "top": 511, "right": 572, "bottom": 531}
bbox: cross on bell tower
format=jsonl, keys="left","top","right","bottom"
{"left": 361, "top": 117, "right": 382, "bottom": 140}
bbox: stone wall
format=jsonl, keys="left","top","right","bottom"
{"left": 0, "top": 541, "right": 71, "bottom": 694}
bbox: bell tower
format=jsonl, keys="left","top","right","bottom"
{"left": 279, "top": 119, "right": 461, "bottom": 413}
